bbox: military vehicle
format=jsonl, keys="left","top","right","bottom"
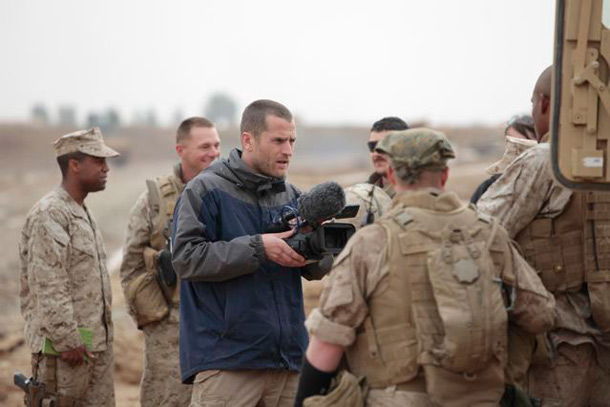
{"left": 552, "top": 0, "right": 610, "bottom": 189}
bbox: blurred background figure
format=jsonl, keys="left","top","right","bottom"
{"left": 367, "top": 117, "right": 409, "bottom": 198}
{"left": 342, "top": 183, "right": 392, "bottom": 230}
{"left": 471, "top": 115, "right": 537, "bottom": 204}
{"left": 504, "top": 115, "right": 536, "bottom": 140}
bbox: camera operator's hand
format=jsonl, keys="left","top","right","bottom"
{"left": 262, "top": 230, "right": 307, "bottom": 268}
{"left": 60, "top": 345, "right": 94, "bottom": 367}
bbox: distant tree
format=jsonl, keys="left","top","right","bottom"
{"left": 144, "top": 109, "right": 157, "bottom": 127}
{"left": 106, "top": 108, "right": 121, "bottom": 129}
{"left": 31, "top": 103, "right": 49, "bottom": 124}
{"left": 85, "top": 109, "right": 121, "bottom": 133}
{"left": 87, "top": 113, "right": 103, "bottom": 129}
{"left": 58, "top": 106, "right": 77, "bottom": 126}
{"left": 204, "top": 93, "right": 237, "bottom": 126}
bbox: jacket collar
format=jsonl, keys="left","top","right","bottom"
{"left": 392, "top": 189, "right": 465, "bottom": 213}
{"left": 223, "top": 148, "right": 287, "bottom": 194}
{"left": 55, "top": 186, "right": 90, "bottom": 220}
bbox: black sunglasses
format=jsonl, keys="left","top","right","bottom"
{"left": 367, "top": 141, "right": 378, "bottom": 153}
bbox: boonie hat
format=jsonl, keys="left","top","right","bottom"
{"left": 53, "top": 127, "right": 120, "bottom": 158}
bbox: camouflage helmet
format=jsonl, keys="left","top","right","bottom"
{"left": 342, "top": 183, "right": 392, "bottom": 230}
{"left": 375, "top": 128, "right": 455, "bottom": 183}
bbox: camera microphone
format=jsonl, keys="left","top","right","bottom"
{"left": 297, "top": 181, "right": 346, "bottom": 227}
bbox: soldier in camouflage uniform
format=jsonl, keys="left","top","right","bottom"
{"left": 119, "top": 117, "right": 220, "bottom": 407}
{"left": 19, "top": 127, "right": 119, "bottom": 407}
{"left": 342, "top": 183, "right": 392, "bottom": 230}
{"left": 478, "top": 66, "right": 610, "bottom": 407}
{"left": 295, "top": 129, "right": 556, "bottom": 407}
{"left": 366, "top": 117, "right": 409, "bottom": 198}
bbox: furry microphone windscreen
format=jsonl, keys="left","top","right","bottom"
{"left": 297, "top": 181, "right": 346, "bottom": 226}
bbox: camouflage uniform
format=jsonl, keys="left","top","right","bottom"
{"left": 120, "top": 164, "right": 191, "bottom": 407}
{"left": 471, "top": 136, "right": 537, "bottom": 204}
{"left": 304, "top": 129, "right": 555, "bottom": 407}
{"left": 19, "top": 127, "right": 118, "bottom": 407}
{"left": 20, "top": 186, "right": 115, "bottom": 406}
{"left": 342, "top": 183, "right": 392, "bottom": 230}
{"left": 367, "top": 172, "right": 395, "bottom": 198}
{"left": 478, "top": 140, "right": 610, "bottom": 406}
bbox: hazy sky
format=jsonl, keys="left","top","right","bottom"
{"left": 1, "top": 0, "right": 555, "bottom": 126}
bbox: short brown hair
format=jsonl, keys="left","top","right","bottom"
{"left": 240, "top": 100, "right": 292, "bottom": 138}
{"left": 176, "top": 117, "right": 214, "bottom": 143}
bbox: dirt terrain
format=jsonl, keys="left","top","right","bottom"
{"left": 0, "top": 124, "right": 499, "bottom": 406}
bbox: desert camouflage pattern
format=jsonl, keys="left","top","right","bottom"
{"left": 476, "top": 142, "right": 609, "bottom": 344}
{"left": 527, "top": 342, "right": 610, "bottom": 407}
{"left": 307, "top": 190, "right": 554, "bottom": 405}
{"left": 477, "top": 143, "right": 572, "bottom": 239}
{"left": 34, "top": 347, "right": 115, "bottom": 407}
{"left": 19, "top": 186, "right": 113, "bottom": 353}
{"left": 342, "top": 183, "right": 392, "bottom": 229}
{"left": 485, "top": 136, "right": 537, "bottom": 176}
{"left": 308, "top": 191, "right": 554, "bottom": 349}
{"left": 119, "top": 166, "right": 190, "bottom": 407}
{"left": 53, "top": 126, "right": 119, "bottom": 158}
{"left": 375, "top": 128, "right": 455, "bottom": 172}
{"left": 477, "top": 141, "right": 610, "bottom": 406}
{"left": 140, "top": 308, "right": 191, "bottom": 406}
{"left": 367, "top": 172, "right": 396, "bottom": 199}
{"left": 120, "top": 190, "right": 156, "bottom": 319}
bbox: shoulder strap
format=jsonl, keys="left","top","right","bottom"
{"left": 147, "top": 174, "right": 182, "bottom": 250}
{"left": 146, "top": 179, "right": 160, "bottom": 213}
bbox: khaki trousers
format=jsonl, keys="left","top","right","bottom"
{"left": 528, "top": 343, "right": 610, "bottom": 407}
{"left": 33, "top": 346, "right": 115, "bottom": 407}
{"left": 189, "top": 369, "right": 298, "bottom": 407}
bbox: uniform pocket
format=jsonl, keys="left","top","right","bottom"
{"left": 193, "top": 369, "right": 222, "bottom": 384}
{"left": 191, "top": 370, "right": 225, "bottom": 406}
{"left": 587, "top": 270, "right": 610, "bottom": 332}
{"left": 71, "top": 231, "right": 97, "bottom": 258}
{"left": 189, "top": 396, "right": 225, "bottom": 407}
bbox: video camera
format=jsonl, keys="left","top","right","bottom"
{"left": 266, "top": 182, "right": 358, "bottom": 260}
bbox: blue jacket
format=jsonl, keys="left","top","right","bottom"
{"left": 172, "top": 149, "right": 331, "bottom": 383}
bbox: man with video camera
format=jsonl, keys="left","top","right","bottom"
{"left": 172, "top": 99, "right": 332, "bottom": 407}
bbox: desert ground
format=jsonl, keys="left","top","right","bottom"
{"left": 0, "top": 123, "right": 503, "bottom": 405}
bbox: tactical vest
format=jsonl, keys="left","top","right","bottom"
{"left": 345, "top": 199, "right": 508, "bottom": 407}
{"left": 515, "top": 191, "right": 610, "bottom": 332}
{"left": 145, "top": 169, "right": 183, "bottom": 305}
{"left": 147, "top": 172, "right": 183, "bottom": 251}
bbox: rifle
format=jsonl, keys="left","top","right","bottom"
{"left": 14, "top": 371, "right": 53, "bottom": 407}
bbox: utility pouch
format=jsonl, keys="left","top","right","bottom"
{"left": 423, "top": 225, "right": 507, "bottom": 373}
{"left": 586, "top": 269, "right": 610, "bottom": 332}
{"left": 303, "top": 370, "right": 365, "bottom": 407}
{"left": 124, "top": 247, "right": 169, "bottom": 329}
{"left": 411, "top": 220, "right": 507, "bottom": 407}
{"left": 530, "top": 334, "right": 552, "bottom": 366}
